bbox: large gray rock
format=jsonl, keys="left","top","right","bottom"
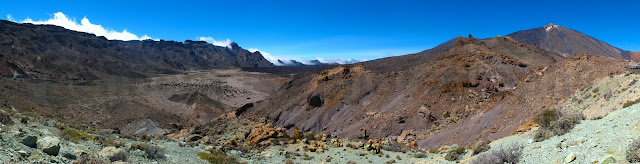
{"left": 37, "top": 136, "right": 61, "bottom": 156}
{"left": 99, "top": 146, "right": 122, "bottom": 158}
{"left": 20, "top": 136, "right": 37, "bottom": 148}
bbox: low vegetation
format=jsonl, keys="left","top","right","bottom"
{"left": 61, "top": 129, "right": 94, "bottom": 142}
{"left": 73, "top": 154, "right": 106, "bottom": 164}
{"left": 109, "top": 151, "right": 129, "bottom": 162}
{"left": 470, "top": 143, "right": 524, "bottom": 164}
{"left": 444, "top": 147, "right": 466, "bottom": 161}
{"left": 0, "top": 110, "right": 13, "bottom": 125}
{"left": 533, "top": 109, "right": 558, "bottom": 128}
{"left": 472, "top": 140, "right": 491, "bottom": 155}
{"left": 623, "top": 100, "right": 638, "bottom": 108}
{"left": 532, "top": 109, "right": 583, "bottom": 142}
{"left": 132, "top": 143, "right": 165, "bottom": 160}
{"left": 626, "top": 138, "right": 640, "bottom": 162}
{"left": 198, "top": 149, "right": 241, "bottom": 164}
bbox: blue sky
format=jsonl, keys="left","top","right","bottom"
{"left": 2, "top": 0, "right": 639, "bottom": 64}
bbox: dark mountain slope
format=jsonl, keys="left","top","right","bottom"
{"left": 507, "top": 23, "right": 627, "bottom": 59}
{"left": 0, "top": 20, "right": 273, "bottom": 82}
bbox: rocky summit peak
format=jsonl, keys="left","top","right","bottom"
{"left": 545, "top": 23, "right": 559, "bottom": 32}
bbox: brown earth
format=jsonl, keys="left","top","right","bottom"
{"left": 245, "top": 36, "right": 579, "bottom": 148}
{"left": 0, "top": 69, "right": 289, "bottom": 135}
{"left": 246, "top": 35, "right": 629, "bottom": 150}
{"left": 627, "top": 51, "right": 640, "bottom": 62}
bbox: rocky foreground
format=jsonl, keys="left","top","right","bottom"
{"left": 2, "top": 101, "right": 640, "bottom": 164}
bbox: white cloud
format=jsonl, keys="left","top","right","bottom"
{"left": 12, "top": 12, "right": 152, "bottom": 41}
{"left": 314, "top": 57, "right": 361, "bottom": 64}
{"left": 248, "top": 48, "right": 361, "bottom": 66}
{"left": 198, "top": 36, "right": 232, "bottom": 48}
{"left": 248, "top": 48, "right": 289, "bottom": 65}
{"left": 6, "top": 14, "right": 15, "bottom": 22}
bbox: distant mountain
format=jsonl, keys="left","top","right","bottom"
{"left": 276, "top": 59, "right": 340, "bottom": 66}
{"left": 507, "top": 23, "right": 628, "bottom": 59}
{"left": 362, "top": 23, "right": 637, "bottom": 73}
{"left": 627, "top": 51, "right": 640, "bottom": 62}
{"left": 0, "top": 20, "right": 273, "bottom": 82}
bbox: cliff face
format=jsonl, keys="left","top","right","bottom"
{"left": 0, "top": 20, "right": 273, "bottom": 82}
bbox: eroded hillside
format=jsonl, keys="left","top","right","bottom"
{"left": 248, "top": 37, "right": 622, "bottom": 149}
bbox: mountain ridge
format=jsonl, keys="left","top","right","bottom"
{"left": 0, "top": 20, "right": 273, "bottom": 83}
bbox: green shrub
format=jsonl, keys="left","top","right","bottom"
{"left": 533, "top": 109, "right": 558, "bottom": 128}
{"left": 198, "top": 150, "right": 241, "bottom": 164}
{"left": 20, "top": 116, "right": 29, "bottom": 124}
{"left": 624, "top": 100, "right": 638, "bottom": 108}
{"left": 413, "top": 152, "right": 427, "bottom": 158}
{"left": 97, "top": 138, "right": 124, "bottom": 148}
{"left": 444, "top": 147, "right": 466, "bottom": 161}
{"left": 61, "top": 129, "right": 93, "bottom": 142}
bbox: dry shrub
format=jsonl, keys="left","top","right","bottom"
{"left": 470, "top": 143, "right": 524, "bottom": 164}
{"left": 533, "top": 109, "right": 558, "bottom": 128}
{"left": 109, "top": 151, "right": 128, "bottom": 162}
{"left": 626, "top": 138, "right": 640, "bottom": 162}
{"left": 472, "top": 140, "right": 491, "bottom": 155}
{"left": 444, "top": 147, "right": 466, "bottom": 161}
{"left": 132, "top": 143, "right": 165, "bottom": 160}
{"left": 72, "top": 154, "right": 106, "bottom": 164}
{"left": 532, "top": 109, "right": 583, "bottom": 142}
{"left": 533, "top": 129, "right": 552, "bottom": 142}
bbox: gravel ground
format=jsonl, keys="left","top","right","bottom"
{"left": 488, "top": 103, "right": 640, "bottom": 164}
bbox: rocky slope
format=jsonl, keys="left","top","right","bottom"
{"left": 0, "top": 69, "right": 289, "bottom": 138}
{"left": 507, "top": 23, "right": 628, "bottom": 59}
{"left": 628, "top": 52, "right": 640, "bottom": 62}
{"left": 0, "top": 20, "right": 273, "bottom": 83}
{"left": 247, "top": 36, "right": 563, "bottom": 147}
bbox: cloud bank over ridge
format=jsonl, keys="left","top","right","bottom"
{"left": 7, "top": 12, "right": 152, "bottom": 41}
{"left": 5, "top": 12, "right": 364, "bottom": 66}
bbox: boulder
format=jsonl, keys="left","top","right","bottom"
{"left": 37, "top": 136, "right": 61, "bottom": 156}
{"left": 21, "top": 136, "right": 37, "bottom": 148}
{"left": 563, "top": 152, "right": 575, "bottom": 163}
{"left": 17, "top": 150, "right": 29, "bottom": 157}
{"left": 99, "top": 146, "right": 122, "bottom": 158}
{"left": 308, "top": 95, "right": 323, "bottom": 107}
